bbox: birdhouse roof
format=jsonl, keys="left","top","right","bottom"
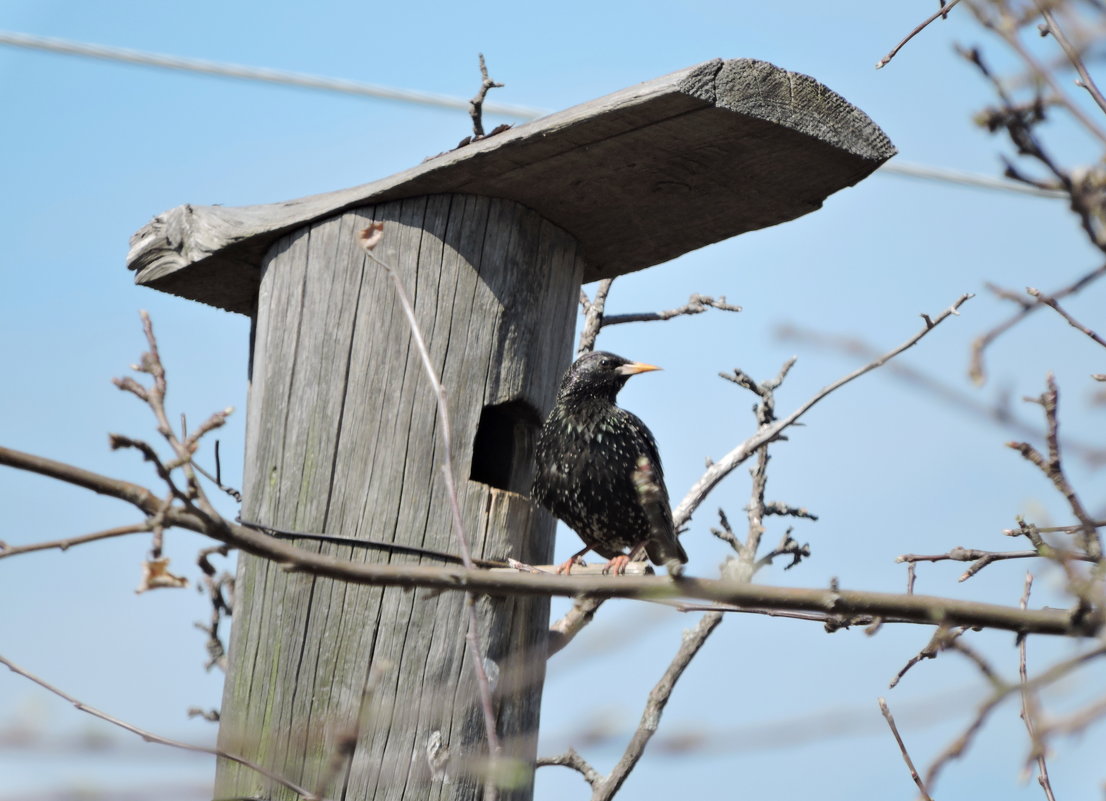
{"left": 127, "top": 58, "right": 895, "bottom": 315}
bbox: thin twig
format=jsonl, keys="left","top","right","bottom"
{"left": 0, "top": 522, "right": 151, "bottom": 559}
{"left": 1039, "top": 693, "right": 1106, "bottom": 739}
{"left": 876, "top": 0, "right": 963, "bottom": 69}
{"left": 1018, "top": 573, "right": 1057, "bottom": 801}
{"left": 896, "top": 546, "right": 1095, "bottom": 583}
{"left": 1008, "top": 374, "right": 1103, "bottom": 559}
{"left": 1036, "top": 1, "right": 1106, "bottom": 116}
{"left": 878, "top": 697, "right": 935, "bottom": 801}
{"left": 577, "top": 278, "right": 615, "bottom": 354}
{"left": 717, "top": 359, "right": 812, "bottom": 580}
{"left": 924, "top": 644, "right": 1106, "bottom": 791}
{"left": 358, "top": 223, "right": 502, "bottom": 797}
{"left": 776, "top": 322, "right": 1106, "bottom": 464}
{"left": 947, "top": 638, "right": 1003, "bottom": 686}
{"left": 972, "top": 266, "right": 1106, "bottom": 384}
{"left": 1006, "top": 518, "right": 1091, "bottom": 596}
{"left": 1004, "top": 519, "right": 1106, "bottom": 536}
{"left": 195, "top": 544, "right": 233, "bottom": 672}
{"left": 889, "top": 625, "right": 968, "bottom": 689}
{"left": 469, "top": 53, "right": 505, "bottom": 139}
{"left": 114, "top": 311, "right": 234, "bottom": 533}
{"left": 547, "top": 596, "right": 604, "bottom": 658}
{"left": 961, "top": 23, "right": 1106, "bottom": 382}
{"left": 710, "top": 508, "right": 741, "bottom": 550}
{"left": 0, "top": 653, "right": 322, "bottom": 800}
{"left": 1028, "top": 286, "right": 1106, "bottom": 349}
{"left": 600, "top": 294, "right": 741, "bottom": 326}
{"left": 536, "top": 747, "right": 602, "bottom": 789}
{"left": 592, "top": 612, "right": 723, "bottom": 800}
{"left": 675, "top": 293, "right": 974, "bottom": 527}
{"left": 980, "top": 4, "right": 1106, "bottom": 146}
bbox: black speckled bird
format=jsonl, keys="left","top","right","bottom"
{"left": 532, "top": 351, "right": 688, "bottom": 576}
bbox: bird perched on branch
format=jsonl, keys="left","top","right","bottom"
{"left": 532, "top": 351, "right": 688, "bottom": 576}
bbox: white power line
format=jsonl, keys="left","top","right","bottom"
{"left": 0, "top": 29, "right": 1069, "bottom": 199}
{"left": 878, "top": 160, "right": 1067, "bottom": 198}
{"left": 0, "top": 30, "right": 547, "bottom": 119}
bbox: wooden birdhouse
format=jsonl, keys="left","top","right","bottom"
{"left": 127, "top": 58, "right": 895, "bottom": 801}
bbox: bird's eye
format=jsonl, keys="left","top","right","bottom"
{"left": 600, "top": 358, "right": 615, "bottom": 369}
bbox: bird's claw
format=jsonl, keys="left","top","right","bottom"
{"left": 602, "top": 555, "right": 631, "bottom": 575}
{"left": 555, "top": 554, "right": 589, "bottom": 575}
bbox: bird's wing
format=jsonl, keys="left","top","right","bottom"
{"left": 619, "top": 412, "right": 687, "bottom": 567}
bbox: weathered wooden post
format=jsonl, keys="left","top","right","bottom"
{"left": 128, "top": 59, "right": 894, "bottom": 800}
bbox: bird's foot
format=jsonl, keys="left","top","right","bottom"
{"left": 555, "top": 554, "right": 589, "bottom": 575}
{"left": 602, "top": 555, "right": 631, "bottom": 575}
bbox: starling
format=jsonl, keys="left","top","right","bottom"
{"left": 532, "top": 351, "right": 688, "bottom": 576}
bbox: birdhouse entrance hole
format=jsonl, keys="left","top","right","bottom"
{"left": 470, "top": 399, "right": 542, "bottom": 494}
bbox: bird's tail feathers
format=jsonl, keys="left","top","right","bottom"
{"left": 645, "top": 537, "right": 688, "bottom": 574}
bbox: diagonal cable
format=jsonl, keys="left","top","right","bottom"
{"left": 0, "top": 29, "right": 1067, "bottom": 199}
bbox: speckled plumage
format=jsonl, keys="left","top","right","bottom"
{"left": 532, "top": 351, "right": 688, "bottom": 575}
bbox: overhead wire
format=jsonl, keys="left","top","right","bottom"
{"left": 0, "top": 30, "right": 546, "bottom": 119}
{"left": 0, "top": 29, "right": 1067, "bottom": 200}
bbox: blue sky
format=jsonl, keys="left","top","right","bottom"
{"left": 2, "top": 1, "right": 1105, "bottom": 799}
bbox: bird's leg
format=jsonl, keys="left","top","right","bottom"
{"left": 602, "top": 553, "right": 632, "bottom": 575}
{"left": 601, "top": 542, "right": 654, "bottom": 576}
{"left": 556, "top": 545, "right": 592, "bottom": 575}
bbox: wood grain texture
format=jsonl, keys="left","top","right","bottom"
{"left": 128, "top": 58, "right": 895, "bottom": 314}
{"left": 213, "top": 195, "right": 581, "bottom": 801}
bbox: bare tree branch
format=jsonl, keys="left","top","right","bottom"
{"left": 1036, "top": 1, "right": 1106, "bottom": 116}
{"left": 877, "top": 0, "right": 963, "bottom": 69}
{"left": 600, "top": 294, "right": 741, "bottom": 327}
{"left": 469, "top": 53, "right": 505, "bottom": 139}
{"left": 591, "top": 612, "right": 723, "bottom": 800}
{"left": 358, "top": 223, "right": 502, "bottom": 796}
{"left": 711, "top": 358, "right": 813, "bottom": 582}
{"left": 575, "top": 282, "right": 741, "bottom": 352}
{"left": 1018, "top": 573, "right": 1057, "bottom": 801}
{"left": 547, "top": 596, "right": 604, "bottom": 658}
{"left": 970, "top": 4, "right": 1106, "bottom": 146}
{"left": 577, "top": 279, "right": 615, "bottom": 354}
{"left": 889, "top": 625, "right": 969, "bottom": 689}
{"left": 0, "top": 522, "right": 151, "bottom": 559}
{"left": 924, "top": 643, "right": 1106, "bottom": 792}
{"left": 1008, "top": 374, "right": 1103, "bottom": 559}
{"left": 878, "top": 697, "right": 935, "bottom": 801}
{"left": 957, "top": 23, "right": 1106, "bottom": 382}
{"left": 1039, "top": 693, "right": 1106, "bottom": 739}
{"left": 970, "top": 264, "right": 1106, "bottom": 384}
{"left": 896, "top": 546, "right": 1096, "bottom": 583}
{"left": 195, "top": 544, "right": 233, "bottom": 672}
{"left": 675, "top": 293, "right": 974, "bottom": 527}
{"left": 0, "top": 652, "right": 322, "bottom": 801}
{"left": 5, "top": 446, "right": 1099, "bottom": 642}
{"left": 1028, "top": 285, "right": 1106, "bottom": 349}
{"left": 946, "top": 637, "right": 1003, "bottom": 687}
{"left": 776, "top": 322, "right": 1106, "bottom": 465}
{"left": 536, "top": 747, "right": 601, "bottom": 789}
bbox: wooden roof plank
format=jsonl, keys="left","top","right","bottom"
{"left": 127, "top": 58, "right": 895, "bottom": 315}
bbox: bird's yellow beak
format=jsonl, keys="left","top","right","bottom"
{"left": 618, "top": 361, "right": 662, "bottom": 376}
